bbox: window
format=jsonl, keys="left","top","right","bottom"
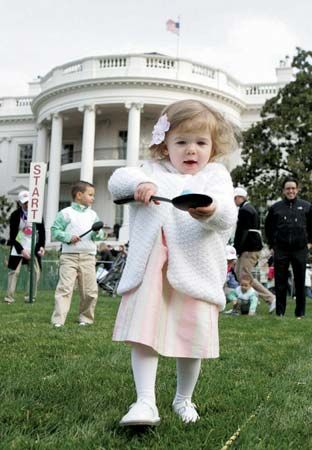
{"left": 19, "top": 144, "right": 33, "bottom": 173}
{"left": 59, "top": 200, "right": 71, "bottom": 210}
{"left": 115, "top": 204, "right": 124, "bottom": 225}
{"left": 118, "top": 130, "right": 127, "bottom": 158}
{"left": 61, "top": 143, "right": 74, "bottom": 164}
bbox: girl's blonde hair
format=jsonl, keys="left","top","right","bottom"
{"left": 150, "top": 99, "right": 239, "bottom": 161}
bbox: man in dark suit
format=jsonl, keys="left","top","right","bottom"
{"left": 265, "top": 178, "right": 312, "bottom": 318}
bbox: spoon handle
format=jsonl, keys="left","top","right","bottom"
{"left": 114, "top": 195, "right": 172, "bottom": 205}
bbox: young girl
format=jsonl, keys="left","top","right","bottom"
{"left": 226, "top": 274, "right": 258, "bottom": 316}
{"left": 108, "top": 99, "right": 238, "bottom": 426}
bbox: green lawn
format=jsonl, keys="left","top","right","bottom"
{"left": 1, "top": 291, "right": 312, "bottom": 450}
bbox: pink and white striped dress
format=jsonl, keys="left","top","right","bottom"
{"left": 113, "top": 231, "right": 219, "bottom": 359}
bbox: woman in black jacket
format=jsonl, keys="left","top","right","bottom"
{"left": 4, "top": 190, "right": 45, "bottom": 303}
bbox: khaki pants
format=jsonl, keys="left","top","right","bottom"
{"left": 236, "top": 251, "right": 275, "bottom": 304}
{"left": 5, "top": 258, "right": 40, "bottom": 303}
{"left": 51, "top": 253, "right": 98, "bottom": 325}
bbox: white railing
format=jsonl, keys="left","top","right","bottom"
{"left": 244, "top": 84, "right": 280, "bottom": 96}
{"left": 1, "top": 54, "right": 291, "bottom": 116}
{"left": 63, "top": 63, "right": 83, "bottom": 74}
{"left": 145, "top": 56, "right": 176, "bottom": 69}
{"left": 99, "top": 57, "right": 127, "bottom": 68}
{"left": 0, "top": 97, "right": 33, "bottom": 115}
{"left": 192, "top": 63, "right": 215, "bottom": 79}
{"left": 37, "top": 54, "right": 288, "bottom": 104}
{"left": 16, "top": 97, "right": 33, "bottom": 107}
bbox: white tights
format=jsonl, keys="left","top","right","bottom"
{"left": 131, "top": 343, "right": 201, "bottom": 405}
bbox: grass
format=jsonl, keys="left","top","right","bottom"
{"left": 1, "top": 291, "right": 312, "bottom": 450}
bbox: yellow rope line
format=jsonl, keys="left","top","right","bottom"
{"left": 220, "top": 393, "right": 271, "bottom": 450}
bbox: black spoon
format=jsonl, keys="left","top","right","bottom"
{"left": 114, "top": 193, "right": 212, "bottom": 211}
{"left": 79, "top": 221, "right": 104, "bottom": 238}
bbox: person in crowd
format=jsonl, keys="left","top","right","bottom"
{"left": 97, "top": 243, "right": 115, "bottom": 270}
{"left": 108, "top": 99, "right": 238, "bottom": 426}
{"left": 51, "top": 181, "right": 105, "bottom": 327}
{"left": 4, "top": 190, "right": 45, "bottom": 304}
{"left": 224, "top": 245, "right": 239, "bottom": 301}
{"left": 226, "top": 274, "right": 258, "bottom": 316}
{"left": 233, "top": 187, "right": 276, "bottom": 313}
{"left": 113, "top": 223, "right": 121, "bottom": 240}
{"left": 265, "top": 178, "right": 312, "bottom": 318}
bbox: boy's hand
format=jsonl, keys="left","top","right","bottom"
{"left": 134, "top": 183, "right": 159, "bottom": 205}
{"left": 70, "top": 235, "right": 81, "bottom": 244}
{"left": 188, "top": 202, "right": 216, "bottom": 220}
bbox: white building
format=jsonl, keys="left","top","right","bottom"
{"left": 0, "top": 53, "right": 293, "bottom": 242}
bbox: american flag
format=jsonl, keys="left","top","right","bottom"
{"left": 166, "top": 19, "right": 180, "bottom": 35}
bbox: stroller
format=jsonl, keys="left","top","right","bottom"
{"left": 96, "top": 251, "right": 127, "bottom": 296}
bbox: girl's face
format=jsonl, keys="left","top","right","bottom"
{"left": 164, "top": 126, "right": 213, "bottom": 175}
{"left": 240, "top": 279, "right": 252, "bottom": 293}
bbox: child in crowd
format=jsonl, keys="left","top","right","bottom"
{"left": 108, "top": 99, "right": 238, "bottom": 426}
{"left": 224, "top": 245, "right": 239, "bottom": 301}
{"left": 226, "top": 274, "right": 258, "bottom": 316}
{"left": 51, "top": 181, "right": 104, "bottom": 327}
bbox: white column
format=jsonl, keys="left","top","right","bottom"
{"left": 0, "top": 138, "right": 11, "bottom": 193}
{"left": 80, "top": 105, "right": 96, "bottom": 182}
{"left": 119, "top": 102, "right": 143, "bottom": 243}
{"left": 46, "top": 113, "right": 63, "bottom": 242}
{"left": 125, "top": 102, "right": 143, "bottom": 166}
{"left": 0, "top": 137, "right": 10, "bottom": 165}
{"left": 35, "top": 124, "right": 48, "bottom": 162}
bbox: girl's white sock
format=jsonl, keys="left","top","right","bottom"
{"left": 131, "top": 343, "right": 159, "bottom": 405}
{"left": 174, "top": 357, "right": 201, "bottom": 404}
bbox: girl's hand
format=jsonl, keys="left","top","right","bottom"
{"left": 188, "top": 202, "right": 216, "bottom": 220}
{"left": 134, "top": 183, "right": 159, "bottom": 205}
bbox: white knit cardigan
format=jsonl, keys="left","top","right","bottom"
{"left": 108, "top": 160, "right": 237, "bottom": 309}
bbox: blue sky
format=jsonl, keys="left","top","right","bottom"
{"left": 1, "top": 0, "right": 311, "bottom": 95}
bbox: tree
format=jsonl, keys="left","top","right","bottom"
{"left": 231, "top": 48, "right": 312, "bottom": 206}
{"left": 0, "top": 195, "right": 13, "bottom": 240}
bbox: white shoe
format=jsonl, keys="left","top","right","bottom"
{"left": 269, "top": 299, "right": 276, "bottom": 314}
{"left": 119, "top": 399, "right": 160, "bottom": 426}
{"left": 53, "top": 323, "right": 63, "bottom": 328}
{"left": 173, "top": 399, "right": 200, "bottom": 423}
{"left": 4, "top": 297, "right": 14, "bottom": 304}
{"left": 79, "top": 322, "right": 88, "bottom": 326}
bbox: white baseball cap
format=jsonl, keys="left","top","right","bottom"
{"left": 18, "top": 190, "right": 29, "bottom": 204}
{"left": 226, "top": 245, "right": 237, "bottom": 260}
{"left": 234, "top": 187, "right": 247, "bottom": 198}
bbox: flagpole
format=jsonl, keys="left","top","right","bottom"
{"left": 176, "top": 16, "right": 181, "bottom": 80}
{"left": 177, "top": 16, "right": 180, "bottom": 58}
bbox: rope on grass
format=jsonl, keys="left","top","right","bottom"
{"left": 220, "top": 392, "right": 271, "bottom": 450}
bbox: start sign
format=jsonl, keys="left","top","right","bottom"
{"left": 28, "top": 162, "right": 47, "bottom": 223}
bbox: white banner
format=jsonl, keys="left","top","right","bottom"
{"left": 28, "top": 162, "right": 47, "bottom": 223}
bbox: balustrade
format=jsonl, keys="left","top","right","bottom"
{"left": 63, "top": 63, "right": 83, "bottom": 74}
{"left": 245, "top": 84, "right": 279, "bottom": 96}
{"left": 145, "top": 56, "right": 175, "bottom": 69}
{"left": 99, "top": 57, "right": 127, "bottom": 68}
{"left": 192, "top": 63, "right": 215, "bottom": 78}
{"left": 1, "top": 54, "right": 291, "bottom": 117}
{"left": 16, "top": 98, "right": 32, "bottom": 107}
